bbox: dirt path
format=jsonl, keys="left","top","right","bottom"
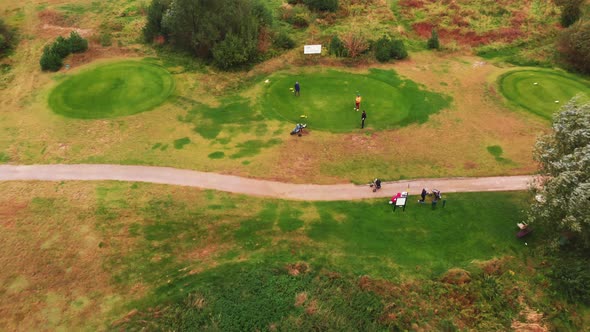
{"left": 0, "top": 164, "right": 533, "bottom": 201}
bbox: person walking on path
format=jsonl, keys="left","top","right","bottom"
{"left": 294, "top": 81, "right": 300, "bottom": 96}
{"left": 355, "top": 94, "right": 362, "bottom": 111}
{"left": 361, "top": 110, "right": 367, "bottom": 128}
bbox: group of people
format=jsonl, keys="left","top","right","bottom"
{"left": 293, "top": 81, "right": 368, "bottom": 129}
{"left": 419, "top": 188, "right": 442, "bottom": 203}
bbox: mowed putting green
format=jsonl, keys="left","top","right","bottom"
{"left": 499, "top": 69, "right": 590, "bottom": 119}
{"left": 48, "top": 61, "right": 174, "bottom": 119}
{"left": 261, "top": 69, "right": 451, "bottom": 132}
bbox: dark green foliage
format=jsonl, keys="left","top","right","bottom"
{"left": 143, "top": 0, "right": 170, "bottom": 42}
{"left": 158, "top": 0, "right": 268, "bottom": 69}
{"left": 51, "top": 36, "right": 71, "bottom": 58}
{"left": 173, "top": 137, "right": 191, "bottom": 149}
{"left": 427, "top": 29, "right": 440, "bottom": 50}
{"left": 374, "top": 35, "right": 408, "bottom": 62}
{"left": 212, "top": 33, "right": 257, "bottom": 69}
{"left": 303, "top": 0, "right": 338, "bottom": 12}
{"left": 0, "top": 19, "right": 16, "bottom": 57}
{"left": 40, "top": 47, "right": 63, "bottom": 71}
{"left": 329, "top": 35, "right": 347, "bottom": 57}
{"left": 550, "top": 255, "right": 590, "bottom": 304}
{"left": 390, "top": 39, "right": 408, "bottom": 59}
{"left": 68, "top": 31, "right": 88, "bottom": 53}
{"left": 273, "top": 32, "right": 295, "bottom": 50}
{"left": 559, "top": 20, "right": 590, "bottom": 74}
{"left": 559, "top": 0, "right": 583, "bottom": 28}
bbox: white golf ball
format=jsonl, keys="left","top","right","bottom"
{"left": 534, "top": 82, "right": 538, "bottom": 85}
{"left": 555, "top": 100, "right": 559, "bottom": 103}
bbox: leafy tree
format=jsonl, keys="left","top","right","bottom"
{"left": 558, "top": 20, "right": 590, "bottom": 74}
{"left": 329, "top": 35, "right": 347, "bottom": 57}
{"left": 40, "top": 47, "right": 63, "bottom": 71}
{"left": 68, "top": 31, "right": 88, "bottom": 53}
{"left": 427, "top": 29, "right": 440, "bottom": 50}
{"left": 303, "top": 0, "right": 338, "bottom": 12}
{"left": 0, "top": 19, "right": 16, "bottom": 57}
{"left": 526, "top": 99, "right": 590, "bottom": 249}
{"left": 374, "top": 35, "right": 408, "bottom": 62}
{"left": 160, "top": 0, "right": 268, "bottom": 68}
{"left": 143, "top": 0, "right": 170, "bottom": 42}
{"left": 341, "top": 32, "right": 368, "bottom": 58}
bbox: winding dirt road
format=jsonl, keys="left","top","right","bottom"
{"left": 0, "top": 164, "right": 533, "bottom": 201}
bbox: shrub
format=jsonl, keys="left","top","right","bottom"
{"left": 559, "top": 0, "right": 583, "bottom": 28}
{"left": 304, "top": 0, "right": 338, "bottom": 12}
{"left": 374, "top": 35, "right": 393, "bottom": 62}
{"left": 390, "top": 39, "right": 408, "bottom": 59}
{"left": 68, "top": 31, "right": 88, "bottom": 53}
{"left": 341, "top": 32, "right": 369, "bottom": 58}
{"left": 40, "top": 47, "right": 63, "bottom": 71}
{"left": 558, "top": 20, "right": 590, "bottom": 74}
{"left": 212, "top": 33, "right": 256, "bottom": 69}
{"left": 50, "top": 36, "right": 71, "bottom": 58}
{"left": 427, "top": 29, "right": 440, "bottom": 50}
{"left": 0, "top": 19, "right": 16, "bottom": 57}
{"left": 99, "top": 32, "right": 112, "bottom": 46}
{"left": 329, "top": 35, "right": 347, "bottom": 57}
{"left": 292, "top": 12, "right": 310, "bottom": 28}
{"left": 550, "top": 257, "right": 590, "bottom": 304}
{"left": 273, "top": 32, "right": 295, "bottom": 49}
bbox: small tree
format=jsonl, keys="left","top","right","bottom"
{"left": 558, "top": 20, "right": 590, "bottom": 74}
{"left": 341, "top": 32, "right": 368, "bottom": 58}
{"left": 0, "top": 19, "right": 16, "bottom": 57}
{"left": 329, "top": 35, "right": 347, "bottom": 57}
{"left": 40, "top": 47, "right": 63, "bottom": 71}
{"left": 143, "top": 0, "right": 170, "bottom": 42}
{"left": 212, "top": 33, "right": 256, "bottom": 69}
{"left": 427, "top": 29, "right": 440, "bottom": 50}
{"left": 273, "top": 32, "right": 295, "bottom": 50}
{"left": 525, "top": 99, "right": 590, "bottom": 249}
{"left": 68, "top": 31, "right": 88, "bottom": 53}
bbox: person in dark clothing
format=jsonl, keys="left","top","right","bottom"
{"left": 419, "top": 188, "right": 427, "bottom": 203}
{"left": 361, "top": 110, "right": 367, "bottom": 129}
{"left": 294, "top": 81, "right": 300, "bottom": 96}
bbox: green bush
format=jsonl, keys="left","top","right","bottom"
{"left": 292, "top": 13, "right": 310, "bottom": 28}
{"left": 304, "top": 0, "right": 338, "bottom": 12}
{"left": 212, "top": 33, "right": 256, "bottom": 69}
{"left": 51, "top": 36, "right": 71, "bottom": 58}
{"left": 550, "top": 257, "right": 590, "bottom": 304}
{"left": 40, "top": 47, "right": 63, "bottom": 71}
{"left": 99, "top": 32, "right": 112, "bottom": 47}
{"left": 329, "top": 35, "right": 347, "bottom": 57}
{"left": 390, "top": 39, "right": 408, "bottom": 60}
{"left": 68, "top": 31, "right": 88, "bottom": 53}
{"left": 273, "top": 32, "right": 295, "bottom": 49}
{"left": 427, "top": 29, "right": 440, "bottom": 50}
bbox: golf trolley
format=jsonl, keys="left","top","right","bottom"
{"left": 290, "top": 123, "right": 307, "bottom": 136}
{"left": 369, "top": 178, "right": 382, "bottom": 192}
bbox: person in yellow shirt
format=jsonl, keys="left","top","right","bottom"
{"left": 355, "top": 94, "right": 362, "bottom": 111}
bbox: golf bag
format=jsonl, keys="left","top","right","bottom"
{"left": 290, "top": 123, "right": 307, "bottom": 136}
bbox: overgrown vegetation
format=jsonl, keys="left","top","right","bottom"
{"left": 143, "top": 0, "right": 273, "bottom": 69}
{"left": 558, "top": 20, "right": 590, "bottom": 74}
{"left": 556, "top": 0, "right": 584, "bottom": 27}
{"left": 427, "top": 28, "right": 440, "bottom": 50}
{"left": 39, "top": 31, "right": 88, "bottom": 71}
{"left": 374, "top": 34, "right": 408, "bottom": 62}
{"left": 0, "top": 19, "right": 16, "bottom": 57}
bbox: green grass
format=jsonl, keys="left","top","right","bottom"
{"left": 261, "top": 69, "right": 451, "bottom": 132}
{"left": 107, "top": 190, "right": 533, "bottom": 331}
{"left": 173, "top": 137, "right": 190, "bottom": 149}
{"left": 498, "top": 69, "right": 590, "bottom": 119}
{"left": 48, "top": 61, "right": 174, "bottom": 119}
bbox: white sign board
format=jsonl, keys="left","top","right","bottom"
{"left": 304, "top": 44, "right": 322, "bottom": 54}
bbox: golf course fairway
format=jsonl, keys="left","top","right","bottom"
{"left": 48, "top": 61, "right": 174, "bottom": 119}
{"left": 498, "top": 69, "right": 590, "bottom": 119}
{"left": 261, "top": 69, "right": 451, "bottom": 132}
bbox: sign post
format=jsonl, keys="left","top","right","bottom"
{"left": 303, "top": 45, "right": 322, "bottom": 55}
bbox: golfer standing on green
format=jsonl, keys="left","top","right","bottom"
{"left": 361, "top": 110, "right": 367, "bottom": 128}
{"left": 294, "top": 81, "right": 300, "bottom": 96}
{"left": 355, "top": 94, "right": 362, "bottom": 111}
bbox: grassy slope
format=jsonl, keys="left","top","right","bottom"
{"left": 1, "top": 181, "right": 587, "bottom": 330}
